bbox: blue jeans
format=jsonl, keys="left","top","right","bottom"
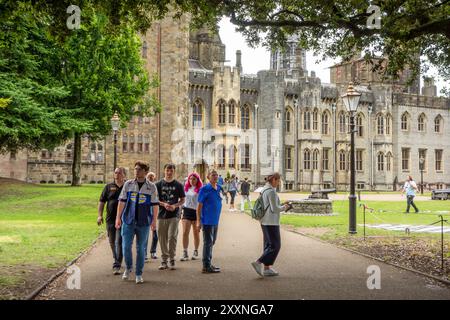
{"left": 202, "top": 225, "right": 218, "bottom": 268}
{"left": 121, "top": 222, "right": 150, "bottom": 276}
{"left": 143, "top": 230, "right": 158, "bottom": 258}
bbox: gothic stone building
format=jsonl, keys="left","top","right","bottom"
{"left": 1, "top": 19, "right": 449, "bottom": 192}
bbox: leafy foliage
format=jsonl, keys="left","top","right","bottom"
{"left": 0, "top": 2, "right": 78, "bottom": 153}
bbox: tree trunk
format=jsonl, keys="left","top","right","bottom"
{"left": 71, "top": 133, "right": 82, "bottom": 186}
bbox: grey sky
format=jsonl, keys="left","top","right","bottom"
{"left": 218, "top": 17, "right": 448, "bottom": 96}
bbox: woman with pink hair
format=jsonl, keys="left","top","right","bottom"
{"left": 180, "top": 172, "right": 203, "bottom": 261}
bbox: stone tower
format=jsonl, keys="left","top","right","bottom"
{"left": 270, "top": 34, "right": 307, "bottom": 77}
{"left": 105, "top": 14, "right": 191, "bottom": 182}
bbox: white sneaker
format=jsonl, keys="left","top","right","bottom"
{"left": 135, "top": 275, "right": 144, "bottom": 284}
{"left": 251, "top": 261, "right": 263, "bottom": 277}
{"left": 191, "top": 249, "right": 199, "bottom": 260}
{"left": 263, "top": 268, "right": 279, "bottom": 277}
{"left": 122, "top": 269, "right": 132, "bottom": 280}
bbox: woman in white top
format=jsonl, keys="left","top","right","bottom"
{"left": 251, "top": 172, "right": 290, "bottom": 277}
{"left": 180, "top": 172, "right": 203, "bottom": 261}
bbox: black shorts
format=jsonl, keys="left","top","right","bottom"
{"left": 229, "top": 190, "right": 237, "bottom": 204}
{"left": 182, "top": 207, "right": 197, "bottom": 221}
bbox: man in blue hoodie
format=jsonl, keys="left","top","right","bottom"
{"left": 116, "top": 161, "right": 159, "bottom": 284}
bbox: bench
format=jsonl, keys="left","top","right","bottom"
{"left": 431, "top": 189, "right": 450, "bottom": 200}
{"left": 308, "top": 188, "right": 337, "bottom": 200}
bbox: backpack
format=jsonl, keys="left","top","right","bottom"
{"left": 251, "top": 188, "right": 271, "bottom": 220}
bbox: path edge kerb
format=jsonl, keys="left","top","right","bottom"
{"left": 25, "top": 233, "right": 105, "bottom": 300}
{"left": 284, "top": 226, "right": 450, "bottom": 286}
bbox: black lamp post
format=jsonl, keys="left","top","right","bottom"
{"left": 110, "top": 112, "right": 120, "bottom": 171}
{"left": 341, "top": 83, "right": 361, "bottom": 234}
{"left": 419, "top": 156, "right": 425, "bottom": 195}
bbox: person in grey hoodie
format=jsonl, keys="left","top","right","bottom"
{"left": 251, "top": 172, "right": 290, "bottom": 277}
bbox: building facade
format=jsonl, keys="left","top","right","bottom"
{"left": 1, "top": 20, "right": 449, "bottom": 191}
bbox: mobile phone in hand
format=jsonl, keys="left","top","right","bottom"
{"left": 285, "top": 202, "right": 293, "bottom": 212}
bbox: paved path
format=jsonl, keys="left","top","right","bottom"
{"left": 38, "top": 207, "right": 450, "bottom": 300}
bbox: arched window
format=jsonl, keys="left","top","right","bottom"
{"left": 312, "top": 108, "right": 319, "bottom": 131}
{"left": 321, "top": 111, "right": 329, "bottom": 134}
{"left": 144, "top": 135, "right": 150, "bottom": 153}
{"left": 285, "top": 108, "right": 292, "bottom": 133}
{"left": 192, "top": 99, "right": 203, "bottom": 127}
{"left": 303, "top": 149, "right": 311, "bottom": 170}
{"left": 129, "top": 135, "right": 135, "bottom": 153}
{"left": 138, "top": 134, "right": 143, "bottom": 153}
{"left": 122, "top": 134, "right": 128, "bottom": 152}
{"left": 377, "top": 152, "right": 385, "bottom": 171}
{"left": 241, "top": 104, "right": 250, "bottom": 130}
{"left": 312, "top": 149, "right": 320, "bottom": 170}
{"left": 217, "top": 145, "right": 225, "bottom": 168}
{"left": 434, "top": 115, "right": 442, "bottom": 133}
{"left": 401, "top": 112, "right": 409, "bottom": 131}
{"left": 356, "top": 113, "right": 364, "bottom": 137}
{"left": 339, "top": 150, "right": 347, "bottom": 171}
{"left": 418, "top": 113, "right": 426, "bottom": 132}
{"left": 228, "top": 145, "right": 237, "bottom": 168}
{"left": 303, "top": 109, "right": 311, "bottom": 131}
{"left": 218, "top": 100, "right": 226, "bottom": 125}
{"left": 386, "top": 113, "right": 392, "bottom": 135}
{"left": 386, "top": 152, "right": 392, "bottom": 171}
{"left": 228, "top": 100, "right": 236, "bottom": 124}
{"left": 339, "top": 111, "right": 347, "bottom": 133}
{"left": 90, "top": 143, "right": 96, "bottom": 162}
{"left": 377, "top": 114, "right": 384, "bottom": 135}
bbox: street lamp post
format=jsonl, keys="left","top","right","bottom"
{"left": 254, "top": 103, "right": 259, "bottom": 188}
{"left": 341, "top": 83, "right": 361, "bottom": 234}
{"left": 419, "top": 157, "right": 425, "bottom": 195}
{"left": 331, "top": 103, "right": 337, "bottom": 188}
{"left": 110, "top": 112, "right": 120, "bottom": 172}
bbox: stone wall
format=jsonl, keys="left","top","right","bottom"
{"left": 287, "top": 199, "right": 333, "bottom": 214}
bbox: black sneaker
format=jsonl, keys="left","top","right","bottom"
{"left": 180, "top": 251, "right": 189, "bottom": 261}
{"left": 169, "top": 260, "right": 176, "bottom": 270}
{"left": 191, "top": 249, "right": 199, "bottom": 260}
{"left": 202, "top": 266, "right": 220, "bottom": 273}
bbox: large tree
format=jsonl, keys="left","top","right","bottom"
{"left": 58, "top": 5, "right": 159, "bottom": 186}
{"left": 0, "top": 2, "right": 78, "bottom": 153}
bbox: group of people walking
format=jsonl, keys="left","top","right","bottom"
{"left": 98, "top": 161, "right": 288, "bottom": 283}
{"left": 98, "top": 162, "right": 231, "bottom": 283}
{"left": 217, "top": 174, "right": 253, "bottom": 212}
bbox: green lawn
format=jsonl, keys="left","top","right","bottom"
{"left": 0, "top": 181, "right": 104, "bottom": 298}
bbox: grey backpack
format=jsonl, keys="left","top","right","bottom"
{"left": 251, "top": 188, "right": 271, "bottom": 220}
